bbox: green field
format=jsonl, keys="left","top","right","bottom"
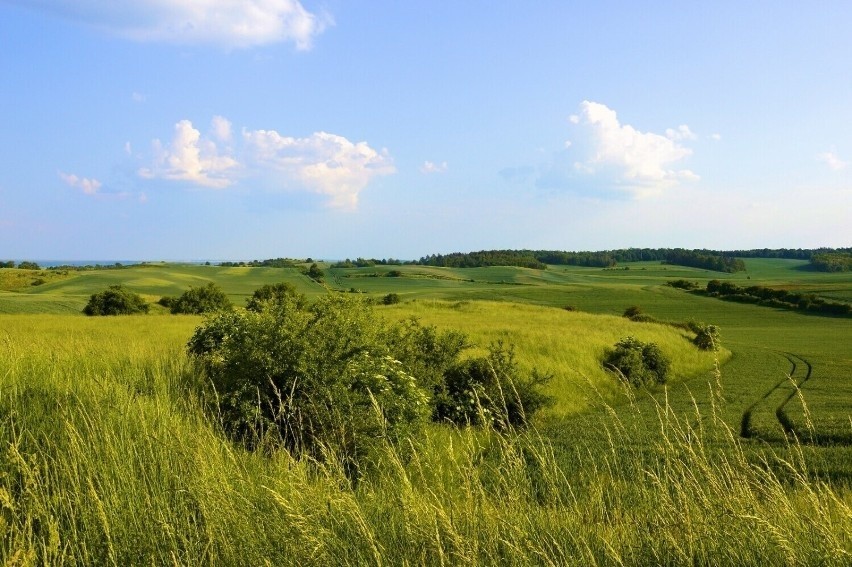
{"left": 1, "top": 258, "right": 851, "bottom": 563}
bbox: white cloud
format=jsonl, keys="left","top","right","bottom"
{"left": 817, "top": 150, "right": 848, "bottom": 171}
{"left": 58, "top": 171, "right": 101, "bottom": 195}
{"left": 16, "top": 0, "right": 329, "bottom": 50}
{"left": 568, "top": 100, "right": 699, "bottom": 197}
{"left": 138, "top": 119, "right": 239, "bottom": 189}
{"left": 131, "top": 91, "right": 146, "bottom": 103}
{"left": 243, "top": 129, "right": 395, "bottom": 209}
{"left": 137, "top": 116, "right": 395, "bottom": 208}
{"left": 711, "top": 133, "right": 722, "bottom": 141}
{"left": 420, "top": 161, "right": 448, "bottom": 174}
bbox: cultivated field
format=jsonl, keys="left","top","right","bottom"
{"left": 1, "top": 258, "right": 850, "bottom": 564}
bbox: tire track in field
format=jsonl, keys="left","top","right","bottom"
{"left": 740, "top": 352, "right": 812, "bottom": 441}
{"left": 775, "top": 354, "right": 812, "bottom": 438}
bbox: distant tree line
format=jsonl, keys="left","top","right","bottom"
{"left": 660, "top": 250, "right": 746, "bottom": 273}
{"left": 1, "top": 261, "right": 41, "bottom": 269}
{"left": 809, "top": 252, "right": 852, "bottom": 272}
{"left": 218, "top": 258, "right": 301, "bottom": 268}
{"left": 412, "top": 248, "right": 750, "bottom": 272}
{"left": 705, "top": 280, "right": 851, "bottom": 317}
{"left": 332, "top": 258, "right": 405, "bottom": 268}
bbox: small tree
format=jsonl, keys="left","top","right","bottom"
{"left": 83, "top": 285, "right": 149, "bottom": 316}
{"left": 170, "top": 283, "right": 232, "bottom": 314}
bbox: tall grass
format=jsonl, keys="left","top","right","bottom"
{"left": 0, "top": 316, "right": 849, "bottom": 564}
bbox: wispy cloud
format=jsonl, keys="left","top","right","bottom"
{"left": 420, "top": 161, "right": 448, "bottom": 174}
{"left": 58, "top": 171, "right": 102, "bottom": 195}
{"left": 817, "top": 150, "right": 848, "bottom": 171}
{"left": 138, "top": 117, "right": 395, "bottom": 209}
{"left": 543, "top": 101, "right": 699, "bottom": 198}
{"left": 14, "top": 0, "right": 330, "bottom": 50}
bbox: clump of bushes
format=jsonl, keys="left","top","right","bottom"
{"left": 666, "top": 279, "right": 699, "bottom": 290}
{"left": 604, "top": 336, "right": 670, "bottom": 388}
{"left": 83, "top": 285, "right": 149, "bottom": 316}
{"left": 167, "top": 283, "right": 232, "bottom": 314}
{"left": 187, "top": 290, "right": 552, "bottom": 477}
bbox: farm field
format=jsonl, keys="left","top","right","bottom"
{"left": 1, "top": 257, "right": 850, "bottom": 563}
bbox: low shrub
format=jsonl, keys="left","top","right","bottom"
{"left": 691, "top": 323, "right": 720, "bottom": 351}
{"left": 83, "top": 285, "right": 149, "bottom": 316}
{"left": 170, "top": 283, "right": 232, "bottom": 314}
{"left": 433, "top": 341, "right": 553, "bottom": 429}
{"left": 382, "top": 293, "right": 401, "bottom": 305}
{"left": 604, "top": 336, "right": 670, "bottom": 388}
{"left": 188, "top": 294, "right": 429, "bottom": 477}
{"left": 623, "top": 305, "right": 644, "bottom": 319}
{"left": 245, "top": 282, "right": 307, "bottom": 312}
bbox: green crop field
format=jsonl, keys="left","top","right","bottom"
{"left": 1, "top": 257, "right": 850, "bottom": 564}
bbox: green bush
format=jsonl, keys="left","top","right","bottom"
{"left": 170, "top": 283, "right": 232, "bottom": 314}
{"left": 83, "top": 285, "right": 149, "bottom": 316}
{"left": 245, "top": 282, "right": 307, "bottom": 312}
{"left": 690, "top": 322, "right": 720, "bottom": 351}
{"left": 187, "top": 294, "right": 429, "bottom": 477}
{"left": 382, "top": 293, "right": 401, "bottom": 305}
{"left": 604, "top": 336, "right": 671, "bottom": 388}
{"left": 433, "top": 341, "right": 553, "bottom": 429}
{"left": 623, "top": 305, "right": 644, "bottom": 319}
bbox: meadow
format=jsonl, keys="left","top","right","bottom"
{"left": 0, "top": 258, "right": 850, "bottom": 564}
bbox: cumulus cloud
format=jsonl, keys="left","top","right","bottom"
{"left": 14, "top": 0, "right": 329, "bottom": 50}
{"left": 137, "top": 116, "right": 395, "bottom": 208}
{"left": 243, "top": 129, "right": 395, "bottom": 209}
{"left": 420, "top": 161, "right": 448, "bottom": 174}
{"left": 59, "top": 171, "right": 101, "bottom": 195}
{"left": 563, "top": 101, "right": 699, "bottom": 197}
{"left": 139, "top": 119, "right": 239, "bottom": 189}
{"left": 818, "top": 150, "right": 848, "bottom": 171}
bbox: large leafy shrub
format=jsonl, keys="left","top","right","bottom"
{"left": 187, "top": 293, "right": 429, "bottom": 476}
{"left": 83, "top": 285, "right": 149, "bottom": 316}
{"left": 604, "top": 336, "right": 671, "bottom": 388}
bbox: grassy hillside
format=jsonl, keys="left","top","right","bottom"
{"left": 0, "top": 258, "right": 850, "bottom": 562}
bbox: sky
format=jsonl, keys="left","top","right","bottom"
{"left": 1, "top": 1, "right": 851, "bottom": 261}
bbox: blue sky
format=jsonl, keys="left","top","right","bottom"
{"left": 1, "top": 1, "right": 850, "bottom": 261}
